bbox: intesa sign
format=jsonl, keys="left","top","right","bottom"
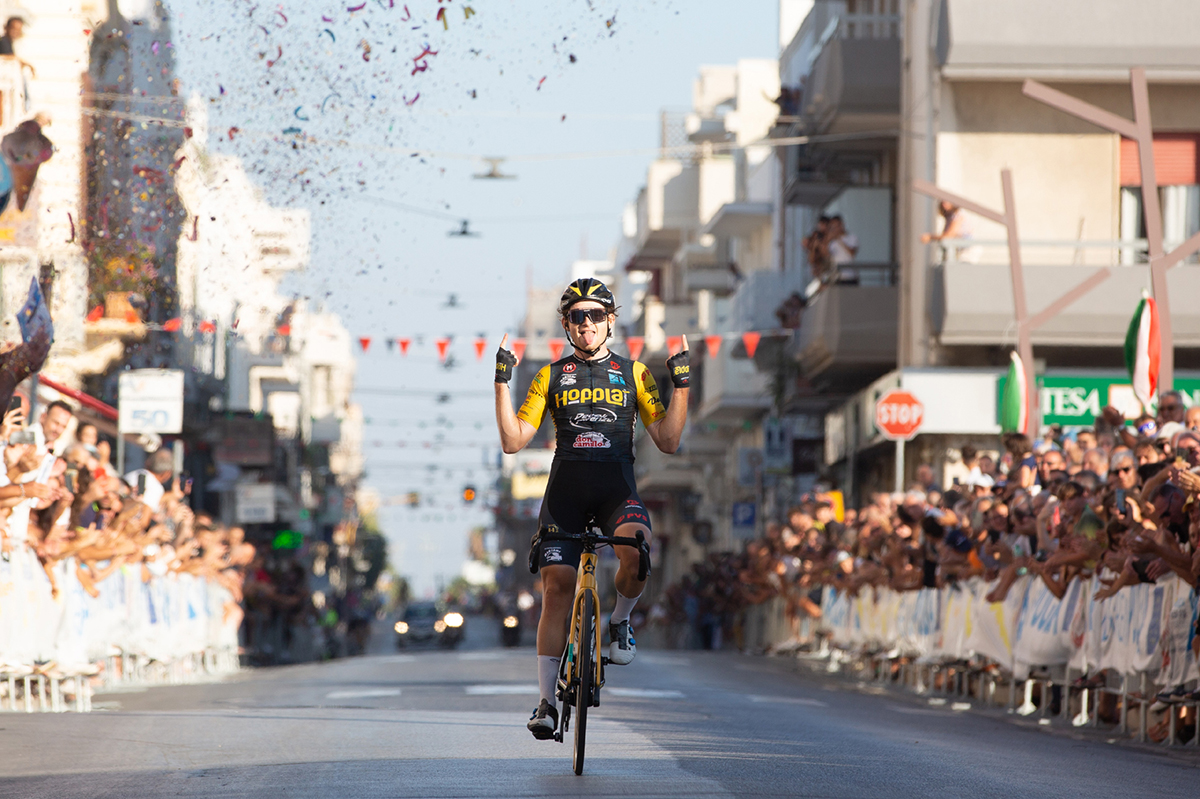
{"left": 994, "top": 375, "right": 1200, "bottom": 427}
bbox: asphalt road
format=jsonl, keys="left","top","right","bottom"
{"left": 1, "top": 617, "right": 1196, "bottom": 798}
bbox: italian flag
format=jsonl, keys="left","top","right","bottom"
{"left": 1000, "top": 350, "right": 1028, "bottom": 434}
{"left": 1123, "top": 292, "right": 1160, "bottom": 407}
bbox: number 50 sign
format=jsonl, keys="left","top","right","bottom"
{"left": 119, "top": 369, "right": 185, "bottom": 434}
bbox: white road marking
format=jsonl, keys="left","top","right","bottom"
{"left": 458, "top": 652, "right": 506, "bottom": 661}
{"left": 373, "top": 655, "right": 417, "bottom": 664}
{"left": 887, "top": 704, "right": 947, "bottom": 715}
{"left": 465, "top": 684, "right": 540, "bottom": 695}
{"left": 325, "top": 689, "right": 402, "bottom": 700}
{"left": 640, "top": 655, "right": 692, "bottom": 667}
{"left": 606, "top": 687, "right": 685, "bottom": 699}
{"left": 747, "top": 694, "right": 829, "bottom": 707}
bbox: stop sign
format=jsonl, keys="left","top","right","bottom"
{"left": 875, "top": 390, "right": 924, "bottom": 440}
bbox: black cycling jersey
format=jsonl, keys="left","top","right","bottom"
{"left": 517, "top": 351, "right": 665, "bottom": 464}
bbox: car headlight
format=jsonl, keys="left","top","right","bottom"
{"left": 394, "top": 621, "right": 409, "bottom": 634}
{"left": 433, "top": 620, "right": 447, "bottom": 633}
{"left": 443, "top": 612, "right": 464, "bottom": 628}
{"left": 503, "top": 615, "right": 519, "bottom": 628}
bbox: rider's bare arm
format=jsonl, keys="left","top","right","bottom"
{"left": 646, "top": 388, "right": 688, "bottom": 453}
{"left": 495, "top": 382, "right": 538, "bottom": 454}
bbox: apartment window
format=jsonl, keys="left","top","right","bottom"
{"left": 1119, "top": 134, "right": 1200, "bottom": 263}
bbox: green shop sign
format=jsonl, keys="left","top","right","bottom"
{"left": 995, "top": 374, "right": 1200, "bottom": 427}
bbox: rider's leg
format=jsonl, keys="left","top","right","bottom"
{"left": 612, "top": 521, "right": 650, "bottom": 607}
{"left": 536, "top": 564, "right": 577, "bottom": 707}
{"left": 608, "top": 522, "right": 650, "bottom": 665}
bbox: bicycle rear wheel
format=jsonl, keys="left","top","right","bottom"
{"left": 573, "top": 590, "right": 593, "bottom": 775}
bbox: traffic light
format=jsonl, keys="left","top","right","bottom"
{"left": 462, "top": 485, "right": 477, "bottom": 503}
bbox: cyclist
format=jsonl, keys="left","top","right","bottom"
{"left": 493, "top": 277, "right": 690, "bottom": 739}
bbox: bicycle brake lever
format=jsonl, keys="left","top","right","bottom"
{"left": 635, "top": 530, "right": 650, "bottom": 581}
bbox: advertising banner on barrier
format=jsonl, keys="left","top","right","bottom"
{"left": 0, "top": 545, "right": 239, "bottom": 671}
{"left": 818, "top": 574, "right": 1192, "bottom": 685}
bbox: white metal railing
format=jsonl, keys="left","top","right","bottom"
{"left": 806, "top": 12, "right": 902, "bottom": 73}
{"left": 936, "top": 237, "right": 1200, "bottom": 267}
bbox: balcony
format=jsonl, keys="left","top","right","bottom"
{"left": 939, "top": 256, "right": 1200, "bottom": 347}
{"left": 697, "top": 339, "right": 772, "bottom": 423}
{"left": 793, "top": 270, "right": 898, "bottom": 386}
{"left": 938, "top": 0, "right": 1200, "bottom": 81}
{"left": 802, "top": 15, "right": 901, "bottom": 135}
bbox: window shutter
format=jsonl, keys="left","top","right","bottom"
{"left": 1120, "top": 134, "right": 1200, "bottom": 186}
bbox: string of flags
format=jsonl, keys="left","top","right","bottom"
{"left": 352, "top": 330, "right": 774, "bottom": 361}
{"left": 89, "top": 312, "right": 779, "bottom": 362}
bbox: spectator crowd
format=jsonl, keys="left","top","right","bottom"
{"left": 0, "top": 393, "right": 258, "bottom": 642}
{"left": 656, "top": 392, "right": 1200, "bottom": 675}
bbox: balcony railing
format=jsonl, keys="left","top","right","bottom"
{"left": 935, "top": 237, "right": 1200, "bottom": 267}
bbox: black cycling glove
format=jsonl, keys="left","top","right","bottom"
{"left": 495, "top": 346, "right": 517, "bottom": 384}
{"left": 666, "top": 349, "right": 690, "bottom": 388}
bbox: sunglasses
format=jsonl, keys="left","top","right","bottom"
{"left": 567, "top": 308, "right": 609, "bottom": 325}
{"left": 1116, "top": 465, "right": 1135, "bottom": 473}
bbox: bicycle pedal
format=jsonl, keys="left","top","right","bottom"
{"left": 601, "top": 657, "right": 610, "bottom": 666}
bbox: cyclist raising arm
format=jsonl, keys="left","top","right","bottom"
{"left": 493, "top": 277, "right": 689, "bottom": 739}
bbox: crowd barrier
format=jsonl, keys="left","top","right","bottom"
{"left": 0, "top": 546, "right": 240, "bottom": 712}
{"left": 813, "top": 575, "right": 1200, "bottom": 745}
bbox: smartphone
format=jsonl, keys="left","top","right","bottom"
{"left": 136, "top": 473, "right": 147, "bottom": 495}
{"left": 64, "top": 469, "right": 77, "bottom": 494}
{"left": 9, "top": 429, "right": 36, "bottom": 445}
{"left": 1116, "top": 488, "right": 1127, "bottom": 510}
{"left": 7, "top": 396, "right": 21, "bottom": 414}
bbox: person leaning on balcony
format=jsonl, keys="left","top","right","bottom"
{"left": 921, "top": 201, "right": 977, "bottom": 263}
{"left": 0, "top": 17, "right": 34, "bottom": 77}
{"left": 802, "top": 216, "right": 831, "bottom": 281}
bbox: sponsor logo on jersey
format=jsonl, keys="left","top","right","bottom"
{"left": 554, "top": 387, "right": 629, "bottom": 408}
{"left": 608, "top": 372, "right": 626, "bottom": 385}
{"left": 573, "top": 431, "right": 611, "bottom": 449}
{"left": 570, "top": 408, "right": 618, "bottom": 427}
{"left": 640, "top": 371, "right": 651, "bottom": 383}
{"left": 543, "top": 546, "right": 563, "bottom": 563}
{"left": 563, "top": 362, "right": 577, "bottom": 373}
{"left": 558, "top": 373, "right": 577, "bottom": 387}
{"left": 609, "top": 360, "right": 620, "bottom": 370}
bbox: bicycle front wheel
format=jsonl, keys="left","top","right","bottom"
{"left": 573, "top": 590, "right": 593, "bottom": 775}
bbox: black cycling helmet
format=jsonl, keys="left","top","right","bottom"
{"left": 558, "top": 277, "right": 616, "bottom": 318}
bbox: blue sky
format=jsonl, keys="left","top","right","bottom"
{"left": 170, "top": 0, "right": 781, "bottom": 593}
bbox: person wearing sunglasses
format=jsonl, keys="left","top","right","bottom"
{"left": 493, "top": 277, "right": 690, "bottom": 740}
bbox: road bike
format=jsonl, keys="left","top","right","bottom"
{"left": 539, "top": 526, "right": 650, "bottom": 775}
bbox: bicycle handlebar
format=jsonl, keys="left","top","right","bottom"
{"left": 539, "top": 529, "right": 651, "bottom": 580}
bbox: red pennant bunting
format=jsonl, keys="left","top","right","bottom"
{"left": 199, "top": 320, "right": 216, "bottom": 333}
{"left": 398, "top": 337, "right": 411, "bottom": 355}
{"left": 705, "top": 334, "right": 722, "bottom": 359}
{"left": 512, "top": 338, "right": 527, "bottom": 361}
{"left": 548, "top": 339, "right": 565, "bottom": 361}
{"left": 86, "top": 305, "right": 104, "bottom": 323}
{"left": 474, "top": 337, "right": 487, "bottom": 360}
{"left": 666, "top": 335, "right": 683, "bottom": 356}
{"left": 163, "top": 318, "right": 182, "bottom": 332}
{"left": 626, "top": 336, "right": 645, "bottom": 361}
{"left": 359, "top": 337, "right": 372, "bottom": 352}
{"left": 435, "top": 337, "right": 451, "bottom": 362}
{"left": 742, "top": 331, "right": 761, "bottom": 359}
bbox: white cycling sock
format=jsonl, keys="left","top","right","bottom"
{"left": 538, "top": 655, "right": 561, "bottom": 709}
{"left": 610, "top": 591, "right": 641, "bottom": 625}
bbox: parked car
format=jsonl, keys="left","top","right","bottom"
{"left": 395, "top": 602, "right": 465, "bottom": 649}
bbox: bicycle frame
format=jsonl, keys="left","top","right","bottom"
{"left": 564, "top": 550, "right": 604, "bottom": 696}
